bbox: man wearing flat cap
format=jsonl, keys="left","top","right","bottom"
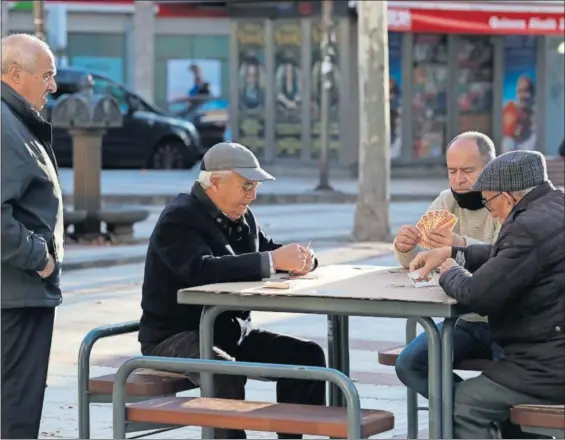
{"left": 139, "top": 142, "right": 325, "bottom": 439}
{"left": 409, "top": 150, "right": 565, "bottom": 438}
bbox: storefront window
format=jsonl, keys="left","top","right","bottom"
{"left": 456, "top": 36, "right": 494, "bottom": 138}
{"left": 411, "top": 34, "right": 448, "bottom": 159}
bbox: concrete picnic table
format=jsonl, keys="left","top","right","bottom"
{"left": 177, "top": 264, "right": 467, "bottom": 439}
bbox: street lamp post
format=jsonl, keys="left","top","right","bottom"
{"left": 33, "top": 0, "right": 46, "bottom": 41}
{"left": 316, "top": 0, "right": 334, "bottom": 191}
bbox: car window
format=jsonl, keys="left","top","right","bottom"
{"left": 92, "top": 77, "right": 130, "bottom": 114}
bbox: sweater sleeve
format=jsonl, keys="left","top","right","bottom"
{"left": 393, "top": 191, "right": 449, "bottom": 268}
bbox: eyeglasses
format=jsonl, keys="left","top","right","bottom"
{"left": 482, "top": 192, "right": 502, "bottom": 212}
{"left": 241, "top": 181, "right": 261, "bottom": 192}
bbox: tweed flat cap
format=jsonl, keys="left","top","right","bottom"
{"left": 472, "top": 150, "right": 548, "bottom": 192}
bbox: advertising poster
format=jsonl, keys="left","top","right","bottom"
{"left": 166, "top": 59, "right": 222, "bottom": 101}
{"left": 237, "top": 21, "right": 267, "bottom": 157}
{"left": 71, "top": 56, "right": 123, "bottom": 83}
{"left": 501, "top": 36, "right": 538, "bottom": 152}
{"left": 456, "top": 36, "right": 494, "bottom": 137}
{"left": 310, "top": 21, "right": 340, "bottom": 160}
{"left": 274, "top": 21, "right": 303, "bottom": 158}
{"left": 411, "top": 34, "right": 449, "bottom": 159}
{"left": 388, "top": 32, "right": 403, "bottom": 160}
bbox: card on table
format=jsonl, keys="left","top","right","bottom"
{"left": 407, "top": 270, "right": 438, "bottom": 288}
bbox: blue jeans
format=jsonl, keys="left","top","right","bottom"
{"left": 395, "top": 320, "right": 503, "bottom": 399}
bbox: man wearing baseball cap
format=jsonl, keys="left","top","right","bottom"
{"left": 139, "top": 142, "right": 325, "bottom": 439}
{"left": 409, "top": 150, "right": 564, "bottom": 438}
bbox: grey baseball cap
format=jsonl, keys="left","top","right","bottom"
{"left": 200, "top": 142, "right": 275, "bottom": 182}
{"left": 472, "top": 150, "right": 547, "bottom": 192}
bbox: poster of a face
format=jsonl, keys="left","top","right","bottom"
{"left": 237, "top": 21, "right": 267, "bottom": 157}
{"left": 166, "top": 59, "right": 222, "bottom": 101}
{"left": 274, "top": 21, "right": 302, "bottom": 158}
{"left": 389, "top": 32, "right": 403, "bottom": 160}
{"left": 310, "top": 21, "right": 340, "bottom": 160}
{"left": 501, "top": 36, "right": 538, "bottom": 153}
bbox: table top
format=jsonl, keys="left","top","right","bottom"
{"left": 178, "top": 265, "right": 457, "bottom": 306}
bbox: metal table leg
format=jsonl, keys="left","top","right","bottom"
{"left": 441, "top": 318, "right": 456, "bottom": 439}
{"left": 199, "top": 305, "right": 228, "bottom": 439}
{"left": 405, "top": 318, "right": 419, "bottom": 439}
{"left": 327, "top": 315, "right": 341, "bottom": 406}
{"left": 417, "top": 317, "right": 442, "bottom": 440}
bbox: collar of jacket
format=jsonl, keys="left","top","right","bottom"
{"left": 191, "top": 182, "right": 248, "bottom": 229}
{"left": 508, "top": 181, "right": 556, "bottom": 221}
{"left": 1, "top": 81, "right": 53, "bottom": 147}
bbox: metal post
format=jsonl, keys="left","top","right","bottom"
{"left": 405, "top": 319, "right": 419, "bottom": 439}
{"left": 315, "top": 0, "right": 334, "bottom": 191}
{"left": 441, "top": 318, "right": 457, "bottom": 439}
{"left": 417, "top": 317, "right": 442, "bottom": 440}
{"left": 327, "top": 315, "right": 340, "bottom": 406}
{"left": 112, "top": 357, "right": 363, "bottom": 440}
{"left": 338, "top": 315, "right": 350, "bottom": 406}
{"left": 32, "top": 0, "right": 46, "bottom": 41}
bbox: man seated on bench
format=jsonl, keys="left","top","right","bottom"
{"left": 393, "top": 131, "right": 502, "bottom": 399}
{"left": 139, "top": 142, "right": 326, "bottom": 439}
{"left": 410, "top": 150, "right": 565, "bottom": 439}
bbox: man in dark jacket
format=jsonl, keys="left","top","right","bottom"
{"left": 1, "top": 34, "right": 64, "bottom": 438}
{"left": 409, "top": 150, "right": 565, "bottom": 438}
{"left": 140, "top": 142, "right": 326, "bottom": 439}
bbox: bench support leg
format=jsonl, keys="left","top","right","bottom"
{"left": 405, "top": 318, "right": 419, "bottom": 439}
{"left": 441, "top": 318, "right": 456, "bottom": 440}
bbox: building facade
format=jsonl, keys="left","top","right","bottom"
{"left": 3, "top": 0, "right": 564, "bottom": 168}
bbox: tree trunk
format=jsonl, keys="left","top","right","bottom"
{"left": 352, "top": 1, "right": 391, "bottom": 242}
{"left": 133, "top": 1, "right": 155, "bottom": 104}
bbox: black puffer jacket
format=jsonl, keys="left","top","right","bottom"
{"left": 440, "top": 182, "right": 565, "bottom": 402}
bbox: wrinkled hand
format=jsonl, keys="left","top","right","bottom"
{"left": 440, "top": 258, "right": 459, "bottom": 274}
{"left": 395, "top": 225, "right": 422, "bottom": 252}
{"left": 272, "top": 244, "right": 309, "bottom": 273}
{"left": 409, "top": 247, "right": 451, "bottom": 280}
{"left": 289, "top": 246, "right": 314, "bottom": 276}
{"left": 37, "top": 255, "right": 55, "bottom": 278}
{"left": 428, "top": 228, "right": 465, "bottom": 248}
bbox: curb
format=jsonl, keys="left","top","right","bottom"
{"left": 62, "top": 253, "right": 147, "bottom": 272}
{"left": 63, "top": 192, "right": 436, "bottom": 206}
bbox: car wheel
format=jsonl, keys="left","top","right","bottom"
{"left": 150, "top": 141, "right": 192, "bottom": 169}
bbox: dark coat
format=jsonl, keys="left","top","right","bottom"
{"left": 139, "top": 183, "right": 284, "bottom": 345}
{"left": 440, "top": 182, "right": 565, "bottom": 402}
{"left": 1, "top": 82, "right": 64, "bottom": 309}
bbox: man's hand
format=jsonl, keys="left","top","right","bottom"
{"left": 395, "top": 225, "right": 422, "bottom": 252}
{"left": 409, "top": 247, "right": 451, "bottom": 279}
{"left": 36, "top": 255, "right": 55, "bottom": 278}
{"left": 428, "top": 228, "right": 466, "bottom": 248}
{"left": 289, "top": 245, "right": 314, "bottom": 276}
{"left": 272, "top": 244, "right": 308, "bottom": 273}
{"left": 440, "top": 258, "right": 459, "bottom": 274}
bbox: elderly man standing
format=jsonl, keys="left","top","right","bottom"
{"left": 410, "top": 150, "right": 565, "bottom": 438}
{"left": 1, "top": 34, "right": 63, "bottom": 438}
{"left": 393, "top": 131, "right": 501, "bottom": 399}
{"left": 139, "top": 142, "right": 325, "bottom": 439}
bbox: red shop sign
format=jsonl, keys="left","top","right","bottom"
{"left": 388, "top": 8, "right": 565, "bottom": 35}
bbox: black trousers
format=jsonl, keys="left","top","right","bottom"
{"left": 142, "top": 328, "right": 327, "bottom": 439}
{"left": 1, "top": 307, "right": 55, "bottom": 439}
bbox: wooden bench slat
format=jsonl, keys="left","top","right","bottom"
{"left": 378, "top": 346, "right": 493, "bottom": 371}
{"left": 126, "top": 397, "right": 395, "bottom": 438}
{"left": 89, "top": 371, "right": 197, "bottom": 396}
{"left": 511, "top": 404, "right": 565, "bottom": 430}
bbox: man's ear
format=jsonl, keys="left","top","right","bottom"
{"left": 7, "top": 64, "right": 22, "bottom": 83}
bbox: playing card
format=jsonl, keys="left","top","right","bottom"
{"left": 407, "top": 270, "right": 438, "bottom": 288}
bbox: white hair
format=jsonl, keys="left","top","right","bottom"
{"left": 510, "top": 186, "right": 536, "bottom": 199}
{"left": 197, "top": 170, "right": 232, "bottom": 189}
{"left": 1, "top": 33, "right": 53, "bottom": 75}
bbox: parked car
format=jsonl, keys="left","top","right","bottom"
{"left": 44, "top": 68, "right": 203, "bottom": 169}
{"left": 166, "top": 96, "right": 228, "bottom": 151}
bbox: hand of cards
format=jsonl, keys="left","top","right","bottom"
{"left": 416, "top": 210, "right": 458, "bottom": 249}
